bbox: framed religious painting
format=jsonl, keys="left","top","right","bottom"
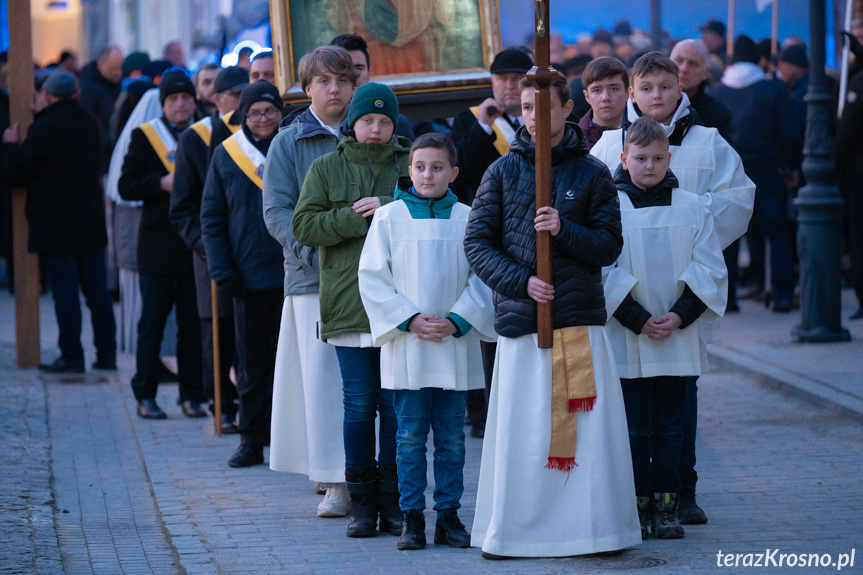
{"left": 270, "top": 0, "right": 502, "bottom": 120}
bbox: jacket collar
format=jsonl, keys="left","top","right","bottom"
{"left": 613, "top": 163, "right": 679, "bottom": 205}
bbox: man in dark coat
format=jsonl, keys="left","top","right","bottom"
{"left": 709, "top": 35, "right": 804, "bottom": 312}
{"left": 201, "top": 81, "right": 285, "bottom": 467}
{"left": 835, "top": 60, "right": 863, "bottom": 320}
{"left": 119, "top": 69, "right": 206, "bottom": 420}
{"left": 79, "top": 46, "right": 124, "bottom": 174}
{"left": 170, "top": 65, "right": 248, "bottom": 433}
{"left": 1, "top": 71, "right": 116, "bottom": 372}
{"left": 447, "top": 47, "right": 533, "bottom": 438}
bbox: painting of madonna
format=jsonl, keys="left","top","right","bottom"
{"left": 286, "top": 0, "right": 488, "bottom": 76}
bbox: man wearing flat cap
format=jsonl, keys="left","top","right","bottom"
{"left": 447, "top": 46, "right": 533, "bottom": 440}
{"left": 119, "top": 69, "right": 207, "bottom": 420}
{"left": 448, "top": 47, "right": 534, "bottom": 208}
{"left": 170, "top": 65, "right": 250, "bottom": 433}
{"left": 2, "top": 70, "right": 117, "bottom": 374}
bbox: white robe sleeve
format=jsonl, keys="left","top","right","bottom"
{"left": 358, "top": 210, "right": 421, "bottom": 347}
{"left": 602, "top": 263, "right": 639, "bottom": 324}
{"left": 698, "top": 130, "right": 755, "bottom": 249}
{"left": 677, "top": 200, "right": 728, "bottom": 321}
{"left": 589, "top": 129, "right": 622, "bottom": 173}
{"left": 449, "top": 270, "right": 497, "bottom": 342}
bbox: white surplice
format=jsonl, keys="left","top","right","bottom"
{"left": 358, "top": 201, "right": 496, "bottom": 391}
{"left": 471, "top": 328, "right": 643, "bottom": 557}
{"left": 603, "top": 190, "right": 728, "bottom": 378}
{"left": 268, "top": 293, "right": 345, "bottom": 482}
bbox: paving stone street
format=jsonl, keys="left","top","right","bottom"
{"left": 1, "top": 290, "right": 862, "bottom": 574}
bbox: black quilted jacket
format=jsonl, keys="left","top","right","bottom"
{"left": 464, "top": 123, "right": 623, "bottom": 338}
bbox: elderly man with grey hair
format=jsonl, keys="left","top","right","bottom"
{"left": 670, "top": 39, "right": 734, "bottom": 143}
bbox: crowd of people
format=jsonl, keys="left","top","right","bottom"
{"left": 0, "top": 14, "right": 862, "bottom": 559}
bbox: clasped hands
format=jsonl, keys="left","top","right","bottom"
{"left": 409, "top": 314, "right": 456, "bottom": 342}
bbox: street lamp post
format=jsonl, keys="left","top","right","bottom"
{"left": 793, "top": 0, "right": 851, "bottom": 342}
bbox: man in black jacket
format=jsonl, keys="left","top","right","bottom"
{"left": 79, "top": 46, "right": 124, "bottom": 174}
{"left": 119, "top": 69, "right": 206, "bottom": 420}
{"left": 170, "top": 66, "right": 248, "bottom": 433}
{"left": 1, "top": 71, "right": 116, "bottom": 372}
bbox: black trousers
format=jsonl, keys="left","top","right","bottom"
{"left": 233, "top": 287, "right": 283, "bottom": 447}
{"left": 466, "top": 340, "right": 496, "bottom": 426}
{"left": 131, "top": 272, "right": 204, "bottom": 402}
{"left": 201, "top": 316, "right": 238, "bottom": 417}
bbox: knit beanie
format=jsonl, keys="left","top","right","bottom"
{"left": 159, "top": 69, "right": 196, "bottom": 106}
{"left": 122, "top": 52, "right": 150, "bottom": 78}
{"left": 42, "top": 70, "right": 78, "bottom": 98}
{"left": 239, "top": 80, "right": 283, "bottom": 120}
{"left": 732, "top": 35, "right": 761, "bottom": 65}
{"left": 779, "top": 44, "right": 808, "bottom": 69}
{"left": 346, "top": 82, "right": 399, "bottom": 128}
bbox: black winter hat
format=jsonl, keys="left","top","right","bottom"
{"left": 214, "top": 66, "right": 250, "bottom": 94}
{"left": 143, "top": 60, "right": 172, "bottom": 80}
{"left": 489, "top": 48, "right": 533, "bottom": 74}
{"left": 239, "top": 81, "right": 282, "bottom": 121}
{"left": 779, "top": 44, "right": 808, "bottom": 69}
{"left": 159, "top": 69, "right": 196, "bottom": 106}
{"left": 732, "top": 35, "right": 761, "bottom": 65}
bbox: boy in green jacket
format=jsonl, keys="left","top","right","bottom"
{"left": 292, "top": 82, "right": 410, "bottom": 539}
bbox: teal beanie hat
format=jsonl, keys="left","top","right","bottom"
{"left": 347, "top": 82, "right": 399, "bottom": 128}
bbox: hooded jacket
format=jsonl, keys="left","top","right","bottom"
{"left": 262, "top": 107, "right": 343, "bottom": 297}
{"left": 464, "top": 123, "right": 623, "bottom": 338}
{"left": 292, "top": 134, "right": 410, "bottom": 340}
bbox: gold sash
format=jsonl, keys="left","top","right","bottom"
{"left": 138, "top": 120, "right": 177, "bottom": 174}
{"left": 547, "top": 325, "right": 597, "bottom": 472}
{"left": 222, "top": 110, "right": 241, "bottom": 135}
{"left": 470, "top": 106, "right": 514, "bottom": 157}
{"left": 190, "top": 117, "right": 213, "bottom": 146}
{"left": 222, "top": 131, "right": 265, "bottom": 190}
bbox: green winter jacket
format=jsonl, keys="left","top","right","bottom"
{"left": 292, "top": 134, "right": 410, "bottom": 340}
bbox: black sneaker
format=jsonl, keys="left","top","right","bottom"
{"left": 220, "top": 413, "right": 239, "bottom": 434}
{"left": 397, "top": 510, "right": 426, "bottom": 550}
{"left": 39, "top": 357, "right": 85, "bottom": 373}
{"left": 434, "top": 508, "right": 470, "bottom": 548}
{"left": 228, "top": 444, "right": 263, "bottom": 468}
{"left": 180, "top": 400, "right": 207, "bottom": 418}
{"left": 651, "top": 492, "right": 685, "bottom": 539}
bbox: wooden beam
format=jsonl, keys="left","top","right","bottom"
{"left": 8, "top": 0, "right": 41, "bottom": 367}
{"left": 529, "top": 0, "right": 554, "bottom": 349}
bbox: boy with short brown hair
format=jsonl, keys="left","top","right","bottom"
{"left": 579, "top": 56, "right": 629, "bottom": 149}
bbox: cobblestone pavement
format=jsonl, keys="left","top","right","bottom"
{"left": 1, "top": 294, "right": 861, "bottom": 574}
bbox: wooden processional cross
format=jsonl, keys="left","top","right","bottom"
{"left": 8, "top": 1, "right": 41, "bottom": 367}
{"left": 529, "top": 0, "right": 554, "bottom": 349}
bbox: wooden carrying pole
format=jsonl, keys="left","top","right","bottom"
{"left": 727, "top": 0, "right": 736, "bottom": 60}
{"left": 528, "top": 0, "right": 554, "bottom": 349}
{"left": 211, "top": 280, "right": 223, "bottom": 436}
{"left": 771, "top": 0, "right": 780, "bottom": 59}
{"left": 8, "top": 0, "right": 41, "bottom": 367}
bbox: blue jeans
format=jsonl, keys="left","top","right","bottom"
{"left": 621, "top": 376, "right": 686, "bottom": 496}
{"left": 41, "top": 248, "right": 116, "bottom": 362}
{"left": 334, "top": 346, "right": 396, "bottom": 470}
{"left": 393, "top": 388, "right": 467, "bottom": 514}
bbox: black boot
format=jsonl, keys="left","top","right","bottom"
{"left": 397, "top": 510, "right": 426, "bottom": 550}
{"left": 378, "top": 464, "right": 402, "bottom": 536}
{"left": 651, "top": 492, "right": 685, "bottom": 539}
{"left": 678, "top": 483, "right": 708, "bottom": 525}
{"left": 345, "top": 467, "right": 378, "bottom": 538}
{"left": 434, "top": 508, "right": 470, "bottom": 548}
{"left": 636, "top": 496, "right": 651, "bottom": 540}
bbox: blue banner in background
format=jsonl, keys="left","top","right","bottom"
{"left": 1, "top": 0, "right": 9, "bottom": 54}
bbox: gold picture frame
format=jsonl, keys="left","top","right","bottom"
{"left": 270, "top": 0, "right": 502, "bottom": 103}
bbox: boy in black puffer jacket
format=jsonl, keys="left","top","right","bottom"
{"left": 465, "top": 72, "right": 642, "bottom": 558}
